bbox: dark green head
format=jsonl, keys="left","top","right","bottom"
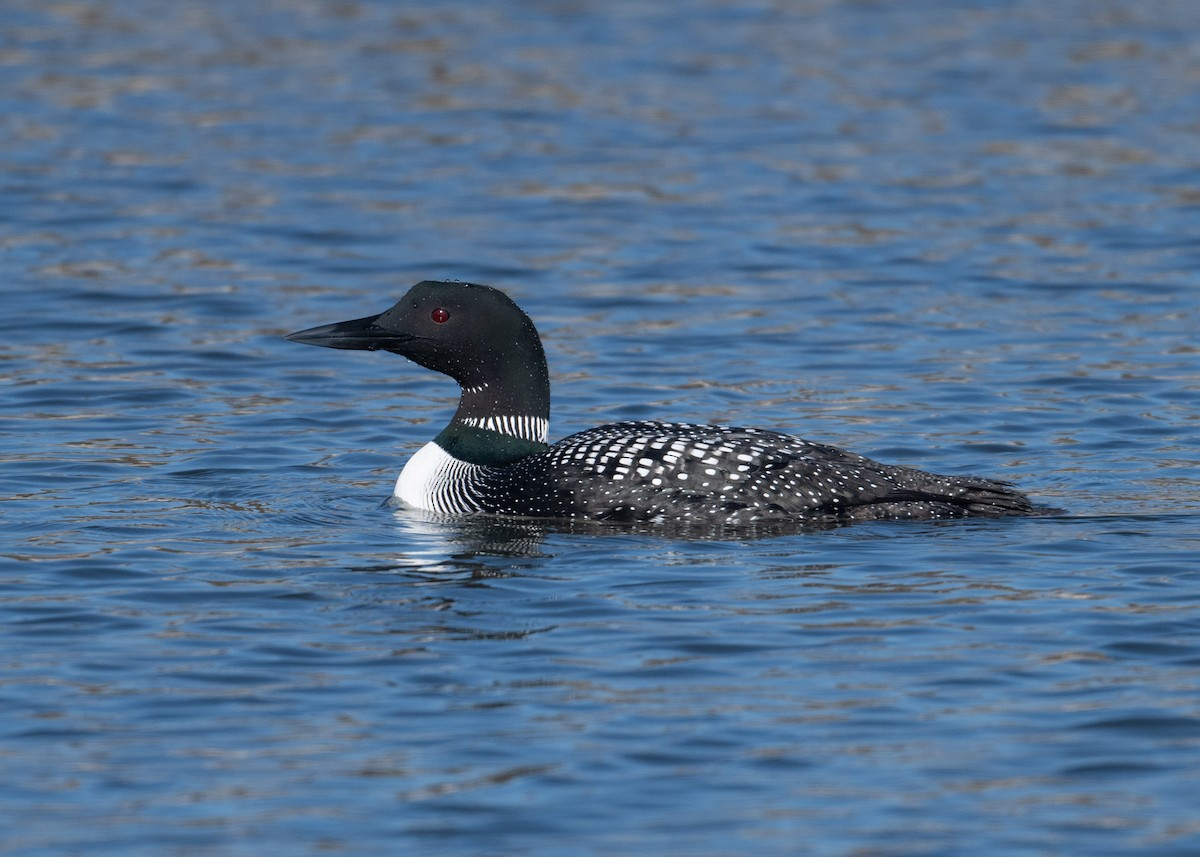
{"left": 287, "top": 280, "right": 551, "bottom": 421}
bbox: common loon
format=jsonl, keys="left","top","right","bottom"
{"left": 287, "top": 280, "right": 1040, "bottom": 526}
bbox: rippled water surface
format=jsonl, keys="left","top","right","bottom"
{"left": 4, "top": 1, "right": 1200, "bottom": 854}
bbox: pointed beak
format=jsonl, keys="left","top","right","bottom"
{"left": 286, "top": 314, "right": 413, "bottom": 352}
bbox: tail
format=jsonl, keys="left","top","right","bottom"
{"left": 944, "top": 476, "right": 1041, "bottom": 516}
{"left": 844, "top": 471, "right": 1052, "bottom": 521}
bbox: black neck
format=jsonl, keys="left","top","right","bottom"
{"left": 453, "top": 375, "right": 549, "bottom": 427}
{"left": 435, "top": 346, "right": 551, "bottom": 466}
{"left": 448, "top": 327, "right": 551, "bottom": 436}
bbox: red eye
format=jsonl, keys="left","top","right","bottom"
{"left": 431, "top": 307, "right": 449, "bottom": 324}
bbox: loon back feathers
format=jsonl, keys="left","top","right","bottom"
{"left": 287, "top": 280, "right": 1044, "bottom": 526}
{"left": 486, "top": 421, "right": 1036, "bottom": 524}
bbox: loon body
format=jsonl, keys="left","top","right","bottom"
{"left": 287, "top": 281, "right": 1039, "bottom": 526}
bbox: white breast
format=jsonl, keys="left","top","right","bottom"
{"left": 394, "top": 442, "right": 485, "bottom": 514}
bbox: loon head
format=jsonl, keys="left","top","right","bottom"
{"left": 287, "top": 280, "right": 551, "bottom": 423}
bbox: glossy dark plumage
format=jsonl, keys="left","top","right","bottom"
{"left": 287, "top": 281, "right": 1043, "bottom": 526}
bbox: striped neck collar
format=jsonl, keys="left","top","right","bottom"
{"left": 434, "top": 417, "right": 549, "bottom": 467}
{"left": 457, "top": 414, "right": 548, "bottom": 444}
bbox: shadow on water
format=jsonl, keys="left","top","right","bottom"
{"left": 386, "top": 501, "right": 857, "bottom": 560}
{"left": 302, "top": 501, "right": 853, "bottom": 583}
{"left": 379, "top": 499, "right": 1087, "bottom": 562}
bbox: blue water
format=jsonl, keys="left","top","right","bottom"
{"left": 3, "top": 1, "right": 1200, "bottom": 854}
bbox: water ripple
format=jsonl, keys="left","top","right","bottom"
{"left": 3, "top": 1, "right": 1200, "bottom": 855}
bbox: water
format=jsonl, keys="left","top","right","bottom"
{"left": 3, "top": 1, "right": 1200, "bottom": 854}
